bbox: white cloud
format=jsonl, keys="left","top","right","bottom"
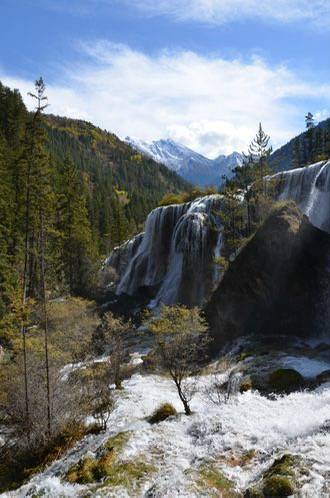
{"left": 119, "top": 0, "right": 330, "bottom": 28}
{"left": 314, "top": 109, "right": 330, "bottom": 123}
{"left": 2, "top": 42, "right": 330, "bottom": 157}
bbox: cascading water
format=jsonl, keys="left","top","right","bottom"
{"left": 105, "top": 195, "right": 224, "bottom": 307}
{"left": 267, "top": 159, "right": 330, "bottom": 233}
{"left": 106, "top": 160, "right": 330, "bottom": 309}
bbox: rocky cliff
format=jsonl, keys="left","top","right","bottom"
{"left": 205, "top": 202, "right": 330, "bottom": 349}
{"left": 105, "top": 160, "right": 330, "bottom": 321}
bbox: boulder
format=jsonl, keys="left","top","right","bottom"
{"left": 268, "top": 368, "right": 304, "bottom": 393}
{"left": 316, "top": 369, "right": 330, "bottom": 384}
{"left": 205, "top": 202, "right": 330, "bottom": 351}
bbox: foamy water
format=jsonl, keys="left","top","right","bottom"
{"left": 4, "top": 369, "right": 330, "bottom": 498}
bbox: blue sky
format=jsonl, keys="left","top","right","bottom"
{"left": 1, "top": 0, "right": 330, "bottom": 157}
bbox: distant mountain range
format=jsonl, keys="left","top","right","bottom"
{"left": 126, "top": 137, "right": 242, "bottom": 186}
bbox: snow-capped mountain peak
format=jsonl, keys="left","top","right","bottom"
{"left": 125, "top": 137, "right": 242, "bottom": 186}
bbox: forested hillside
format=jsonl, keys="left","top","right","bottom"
{"left": 44, "top": 114, "right": 189, "bottom": 253}
{"left": 270, "top": 117, "right": 330, "bottom": 171}
{"left": 0, "top": 81, "right": 188, "bottom": 314}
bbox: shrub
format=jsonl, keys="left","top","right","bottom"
{"left": 240, "top": 379, "right": 252, "bottom": 393}
{"left": 149, "top": 403, "right": 177, "bottom": 424}
{"left": 268, "top": 369, "right": 304, "bottom": 393}
{"left": 0, "top": 422, "right": 87, "bottom": 492}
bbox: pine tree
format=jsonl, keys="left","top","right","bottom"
{"left": 305, "top": 112, "right": 316, "bottom": 165}
{"left": 248, "top": 123, "right": 272, "bottom": 180}
{"left": 27, "top": 78, "right": 53, "bottom": 437}
{"left": 292, "top": 137, "right": 301, "bottom": 169}
{"left": 305, "top": 112, "right": 315, "bottom": 130}
{"left": 109, "top": 202, "right": 129, "bottom": 248}
{"left": 57, "top": 157, "right": 96, "bottom": 295}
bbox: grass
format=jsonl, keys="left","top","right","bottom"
{"left": 149, "top": 403, "right": 177, "bottom": 424}
{"left": 101, "top": 461, "right": 156, "bottom": 488}
{"left": 196, "top": 464, "right": 240, "bottom": 497}
{"left": 66, "top": 431, "right": 156, "bottom": 491}
{"left": 104, "top": 431, "right": 131, "bottom": 452}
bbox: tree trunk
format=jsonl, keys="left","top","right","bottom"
{"left": 174, "top": 379, "right": 192, "bottom": 415}
{"left": 21, "top": 151, "right": 32, "bottom": 437}
{"left": 40, "top": 210, "right": 51, "bottom": 438}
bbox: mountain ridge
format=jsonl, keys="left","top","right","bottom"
{"left": 126, "top": 136, "right": 242, "bottom": 186}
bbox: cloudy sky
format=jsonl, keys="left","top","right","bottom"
{"left": 1, "top": 0, "right": 330, "bottom": 157}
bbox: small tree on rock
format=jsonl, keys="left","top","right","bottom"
{"left": 145, "top": 305, "right": 210, "bottom": 415}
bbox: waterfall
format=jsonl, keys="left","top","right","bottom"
{"left": 105, "top": 160, "right": 330, "bottom": 309}
{"left": 226, "top": 371, "right": 243, "bottom": 400}
{"left": 105, "top": 195, "right": 224, "bottom": 307}
{"left": 267, "top": 160, "right": 330, "bottom": 233}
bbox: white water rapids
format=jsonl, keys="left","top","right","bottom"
{"left": 4, "top": 362, "right": 330, "bottom": 498}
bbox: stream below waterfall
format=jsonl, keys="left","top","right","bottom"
{"left": 3, "top": 340, "right": 330, "bottom": 498}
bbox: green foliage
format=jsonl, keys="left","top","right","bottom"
{"left": 219, "top": 123, "right": 275, "bottom": 263}
{"left": 146, "top": 304, "right": 208, "bottom": 337}
{"left": 270, "top": 117, "right": 330, "bottom": 171}
{"left": 197, "top": 464, "right": 236, "bottom": 496}
{"left": 145, "top": 305, "right": 210, "bottom": 415}
{"left": 0, "top": 79, "right": 188, "bottom": 346}
{"left": 149, "top": 403, "right": 177, "bottom": 424}
{"left": 159, "top": 186, "right": 217, "bottom": 206}
{"left": 44, "top": 113, "right": 189, "bottom": 254}
{"left": 66, "top": 431, "right": 155, "bottom": 490}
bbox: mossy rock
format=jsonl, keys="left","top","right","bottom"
{"left": 65, "top": 430, "right": 155, "bottom": 490}
{"left": 268, "top": 368, "right": 304, "bottom": 393}
{"left": 264, "top": 454, "right": 296, "bottom": 478}
{"left": 149, "top": 403, "right": 177, "bottom": 424}
{"left": 197, "top": 464, "right": 240, "bottom": 496}
{"left": 244, "top": 454, "right": 298, "bottom": 498}
{"left": 93, "top": 450, "right": 116, "bottom": 480}
{"left": 240, "top": 378, "right": 253, "bottom": 393}
{"left": 262, "top": 475, "right": 295, "bottom": 497}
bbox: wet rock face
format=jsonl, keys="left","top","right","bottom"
{"left": 103, "top": 161, "right": 330, "bottom": 318}
{"left": 266, "top": 160, "right": 330, "bottom": 234}
{"left": 104, "top": 195, "right": 224, "bottom": 307}
{"left": 205, "top": 202, "right": 330, "bottom": 350}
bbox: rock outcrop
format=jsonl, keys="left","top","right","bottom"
{"left": 205, "top": 202, "right": 330, "bottom": 350}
